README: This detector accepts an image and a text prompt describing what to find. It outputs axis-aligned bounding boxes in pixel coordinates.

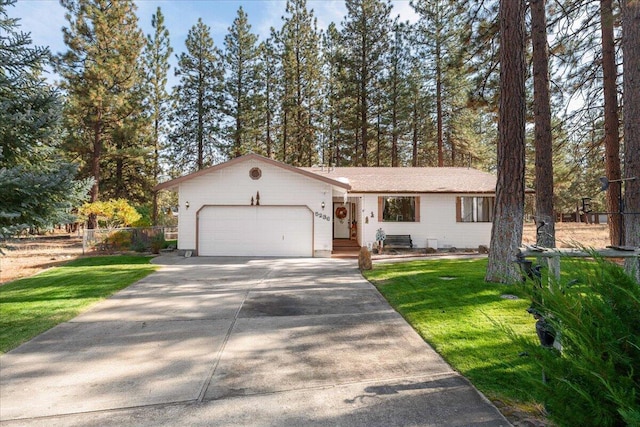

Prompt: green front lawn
[364,258,543,409]
[0,255,158,354]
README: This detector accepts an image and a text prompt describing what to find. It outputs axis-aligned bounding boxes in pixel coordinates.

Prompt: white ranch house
[155,153,497,257]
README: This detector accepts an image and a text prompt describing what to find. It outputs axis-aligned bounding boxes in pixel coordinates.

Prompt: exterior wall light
[321,201,325,210]
[185,201,190,210]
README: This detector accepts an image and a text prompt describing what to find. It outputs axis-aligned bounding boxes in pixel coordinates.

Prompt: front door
[333,202,350,238]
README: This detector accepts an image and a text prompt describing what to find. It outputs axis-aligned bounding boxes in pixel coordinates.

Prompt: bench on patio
[384,235,413,249]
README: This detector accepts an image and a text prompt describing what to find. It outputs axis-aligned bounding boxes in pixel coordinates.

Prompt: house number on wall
[315,211,331,222]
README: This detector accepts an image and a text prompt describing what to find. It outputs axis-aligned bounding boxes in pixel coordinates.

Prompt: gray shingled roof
[300,166,497,193]
[154,153,498,194]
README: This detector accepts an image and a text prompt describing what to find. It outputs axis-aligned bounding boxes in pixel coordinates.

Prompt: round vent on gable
[249,167,262,180]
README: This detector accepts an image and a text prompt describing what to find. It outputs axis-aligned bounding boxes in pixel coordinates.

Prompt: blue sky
[10,0,418,85]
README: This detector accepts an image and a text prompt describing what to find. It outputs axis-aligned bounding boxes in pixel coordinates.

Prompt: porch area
[331,238,360,258]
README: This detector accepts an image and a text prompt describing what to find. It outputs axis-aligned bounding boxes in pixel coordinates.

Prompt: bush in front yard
[104,230,132,251]
[150,233,166,254]
[518,255,640,427]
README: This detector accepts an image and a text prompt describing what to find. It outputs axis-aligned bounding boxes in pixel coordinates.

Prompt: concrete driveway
[0,256,510,426]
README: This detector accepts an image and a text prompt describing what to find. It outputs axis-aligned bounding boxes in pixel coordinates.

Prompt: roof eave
[348,189,498,194]
[154,153,351,192]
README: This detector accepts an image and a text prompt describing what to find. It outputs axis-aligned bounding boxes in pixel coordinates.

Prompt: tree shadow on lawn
[1,266,156,304]
[0,256,157,353]
[367,258,542,405]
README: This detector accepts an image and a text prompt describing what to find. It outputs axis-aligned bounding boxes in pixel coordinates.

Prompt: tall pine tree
[144,7,172,224]
[531,0,555,247]
[279,0,322,166]
[600,0,623,245]
[485,0,526,283]
[256,35,280,159]
[406,56,435,166]
[321,22,356,166]
[551,0,623,237]
[621,0,639,273]
[377,20,409,167]
[57,0,147,227]
[223,7,260,158]
[169,19,224,174]
[412,0,474,167]
[342,0,393,166]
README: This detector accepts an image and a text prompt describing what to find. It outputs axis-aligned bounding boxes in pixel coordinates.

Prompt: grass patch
[364,258,543,407]
[0,255,158,354]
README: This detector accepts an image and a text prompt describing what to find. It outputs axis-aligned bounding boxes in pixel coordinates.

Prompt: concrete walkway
[1,256,510,426]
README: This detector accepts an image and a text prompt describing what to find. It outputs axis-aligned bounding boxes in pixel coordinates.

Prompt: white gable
[176,156,345,257]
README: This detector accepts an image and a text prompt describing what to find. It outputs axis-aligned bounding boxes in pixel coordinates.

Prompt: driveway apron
[0,256,510,426]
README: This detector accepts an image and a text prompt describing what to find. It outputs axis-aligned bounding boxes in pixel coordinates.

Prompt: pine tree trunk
[392,62,399,167]
[621,0,640,280]
[235,68,242,158]
[412,101,418,167]
[283,108,288,162]
[361,29,368,167]
[601,0,623,246]
[115,156,124,198]
[88,114,102,230]
[236,114,242,158]
[296,57,303,166]
[449,130,455,166]
[266,107,272,158]
[152,117,159,226]
[486,0,526,283]
[531,0,556,248]
[392,96,398,167]
[436,35,444,167]
[376,109,381,167]
[265,71,272,158]
[361,87,368,166]
[197,76,204,169]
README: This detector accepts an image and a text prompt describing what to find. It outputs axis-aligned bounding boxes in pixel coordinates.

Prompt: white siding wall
[357,193,492,249]
[177,158,334,256]
[423,194,493,248]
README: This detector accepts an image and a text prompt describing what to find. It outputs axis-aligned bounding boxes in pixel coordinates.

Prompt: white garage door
[198,206,313,257]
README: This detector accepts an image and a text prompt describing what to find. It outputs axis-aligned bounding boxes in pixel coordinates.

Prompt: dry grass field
[522,222,610,248]
[0,236,84,284]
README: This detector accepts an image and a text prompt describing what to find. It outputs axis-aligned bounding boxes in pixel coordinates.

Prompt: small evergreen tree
[0,0,90,237]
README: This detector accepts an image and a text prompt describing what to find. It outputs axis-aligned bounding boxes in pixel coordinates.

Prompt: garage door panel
[198,206,312,257]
